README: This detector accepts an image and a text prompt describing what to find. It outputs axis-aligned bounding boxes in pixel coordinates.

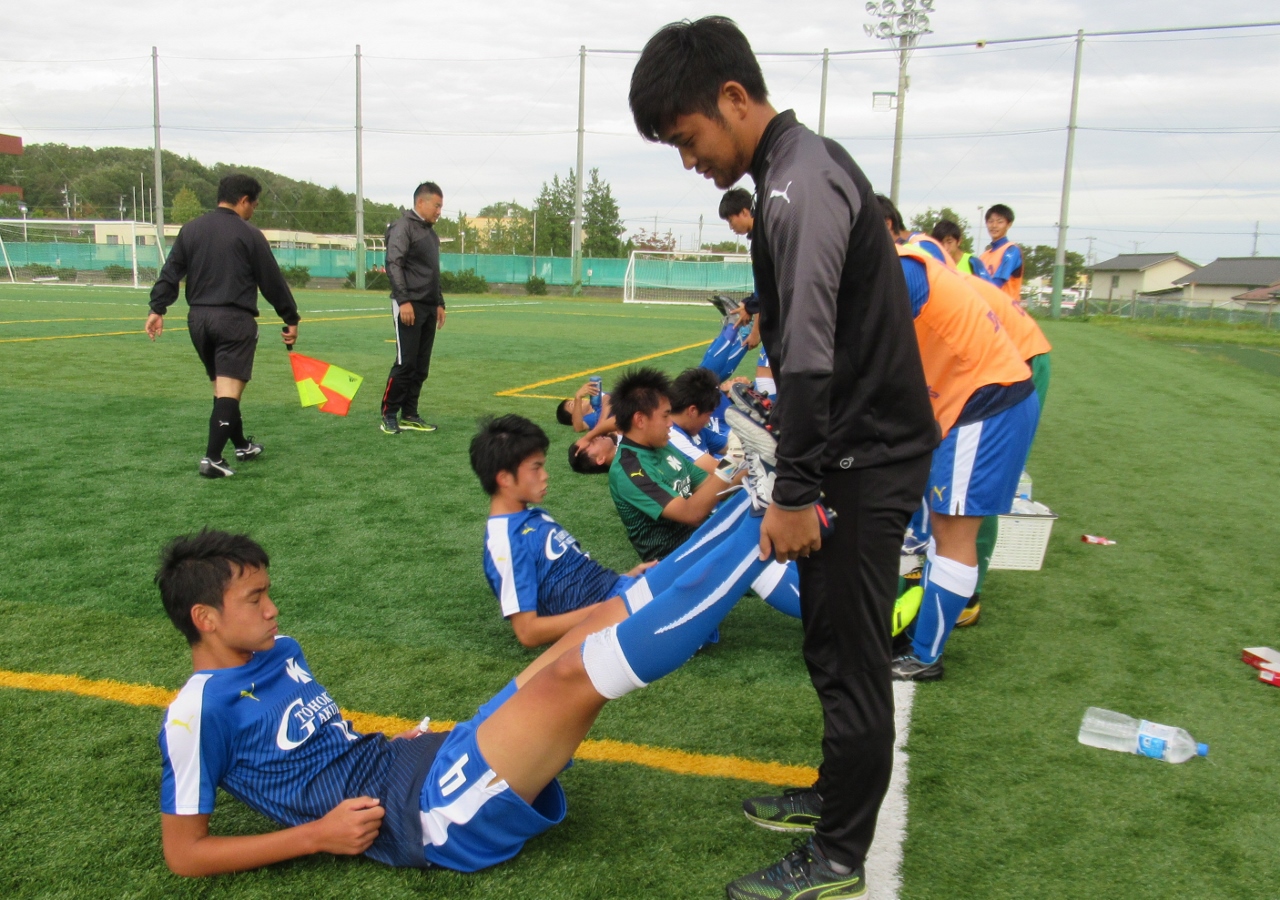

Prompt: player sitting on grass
[473,414,656,647]
[155,435,815,875]
[666,367,727,474]
[608,367,744,561]
[475,413,800,647]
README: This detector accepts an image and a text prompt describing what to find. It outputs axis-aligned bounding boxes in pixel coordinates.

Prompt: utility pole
[697,214,704,252]
[355,45,366,290]
[151,47,167,264]
[865,1,933,206]
[818,48,829,136]
[570,45,586,295]
[531,209,538,277]
[1085,235,1096,266]
[1252,221,1260,256]
[1049,29,1084,319]
[132,185,137,223]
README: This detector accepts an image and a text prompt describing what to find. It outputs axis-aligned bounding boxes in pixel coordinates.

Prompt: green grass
[1,284,1278,898]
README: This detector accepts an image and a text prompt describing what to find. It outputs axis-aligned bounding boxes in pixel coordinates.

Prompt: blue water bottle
[589,376,603,415]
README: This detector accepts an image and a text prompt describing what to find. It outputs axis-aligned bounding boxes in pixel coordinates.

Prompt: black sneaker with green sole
[742,787,822,833]
[726,838,867,900]
[399,415,438,433]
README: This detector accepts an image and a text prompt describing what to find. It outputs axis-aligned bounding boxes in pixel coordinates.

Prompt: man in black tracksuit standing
[630,18,939,899]
[380,181,447,434]
[146,173,300,479]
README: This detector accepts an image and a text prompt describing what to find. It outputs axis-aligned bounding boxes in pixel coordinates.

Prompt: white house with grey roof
[1086,253,1199,302]
[1171,257,1280,307]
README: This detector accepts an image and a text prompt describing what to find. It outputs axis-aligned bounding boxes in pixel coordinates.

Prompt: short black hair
[415,182,443,202]
[610,367,671,432]
[469,414,550,495]
[568,441,611,475]
[718,188,753,220]
[217,174,262,205]
[630,16,769,142]
[931,219,964,243]
[876,194,904,235]
[986,204,1015,224]
[555,399,574,426]
[156,530,270,646]
[670,367,721,414]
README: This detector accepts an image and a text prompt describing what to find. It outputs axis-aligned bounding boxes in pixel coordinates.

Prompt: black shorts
[188,307,259,382]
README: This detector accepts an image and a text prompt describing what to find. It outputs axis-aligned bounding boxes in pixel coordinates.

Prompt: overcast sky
[4,1,1278,263]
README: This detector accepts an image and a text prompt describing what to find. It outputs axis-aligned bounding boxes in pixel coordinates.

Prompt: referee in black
[380,181,446,434]
[145,173,300,478]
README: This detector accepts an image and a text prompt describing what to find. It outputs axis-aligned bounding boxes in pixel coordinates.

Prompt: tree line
[0,144,634,259]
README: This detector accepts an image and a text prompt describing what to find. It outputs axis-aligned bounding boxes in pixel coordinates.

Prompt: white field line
[865,680,915,900]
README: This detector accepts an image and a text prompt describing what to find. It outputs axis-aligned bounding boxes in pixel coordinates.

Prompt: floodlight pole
[355,45,366,290]
[889,34,912,206]
[1049,29,1084,320]
[571,45,586,295]
[818,48,829,136]
[151,47,166,265]
[531,209,538,278]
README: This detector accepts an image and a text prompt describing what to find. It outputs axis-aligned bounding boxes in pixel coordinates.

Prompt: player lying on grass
[555,379,612,433]
[156,431,820,875]
[475,413,800,649]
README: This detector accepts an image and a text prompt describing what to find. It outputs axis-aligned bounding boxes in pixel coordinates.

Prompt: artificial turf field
[0,283,1277,899]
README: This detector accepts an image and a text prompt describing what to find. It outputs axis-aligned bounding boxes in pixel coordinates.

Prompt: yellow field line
[0,668,815,787]
[0,316,142,325]
[495,339,713,398]
[0,313,392,344]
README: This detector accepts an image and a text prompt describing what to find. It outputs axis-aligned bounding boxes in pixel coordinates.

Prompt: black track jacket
[149,207,299,324]
[385,210,445,310]
[750,110,938,510]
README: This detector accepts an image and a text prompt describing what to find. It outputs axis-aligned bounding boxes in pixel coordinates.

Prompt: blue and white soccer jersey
[700,393,731,456]
[158,636,441,868]
[668,422,716,466]
[419,684,566,871]
[926,391,1040,517]
[484,508,626,618]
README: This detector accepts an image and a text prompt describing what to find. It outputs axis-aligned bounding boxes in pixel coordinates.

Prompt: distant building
[91,221,387,252]
[1171,257,1280,307]
[1087,253,1199,301]
[0,133,22,200]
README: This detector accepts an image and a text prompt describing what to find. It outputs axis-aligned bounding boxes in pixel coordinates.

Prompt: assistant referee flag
[289,353,364,416]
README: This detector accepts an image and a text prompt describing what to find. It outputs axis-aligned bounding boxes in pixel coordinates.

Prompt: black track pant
[382,301,438,418]
[798,452,931,871]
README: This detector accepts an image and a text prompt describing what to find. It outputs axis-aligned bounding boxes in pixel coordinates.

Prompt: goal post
[623,249,754,306]
[0,219,148,288]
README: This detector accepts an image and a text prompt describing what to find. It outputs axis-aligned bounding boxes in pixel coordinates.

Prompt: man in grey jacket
[631,17,937,900]
[380,181,447,434]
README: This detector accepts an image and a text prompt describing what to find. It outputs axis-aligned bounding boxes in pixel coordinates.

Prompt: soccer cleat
[726,838,867,900]
[743,787,822,833]
[741,450,777,513]
[708,293,740,319]
[233,438,263,461]
[892,586,923,637]
[199,457,235,479]
[728,381,774,432]
[891,651,945,682]
[381,414,402,435]
[399,415,438,433]
[955,596,981,627]
[724,406,776,466]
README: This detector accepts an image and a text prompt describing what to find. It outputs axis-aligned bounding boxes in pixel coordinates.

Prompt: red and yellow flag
[288,353,364,416]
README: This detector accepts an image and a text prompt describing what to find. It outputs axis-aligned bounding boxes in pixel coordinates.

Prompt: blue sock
[627,491,752,608]
[699,320,749,381]
[909,546,979,664]
[583,512,769,695]
[751,560,801,619]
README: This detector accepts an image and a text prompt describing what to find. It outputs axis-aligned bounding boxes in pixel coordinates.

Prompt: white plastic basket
[989,499,1057,571]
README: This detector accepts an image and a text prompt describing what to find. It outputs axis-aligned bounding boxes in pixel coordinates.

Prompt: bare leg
[929,511,983,565]
[477,650,604,803]
[214,376,246,400]
[514,596,628,688]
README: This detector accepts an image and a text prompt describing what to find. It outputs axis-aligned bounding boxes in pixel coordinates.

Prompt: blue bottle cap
[1196,743,1209,757]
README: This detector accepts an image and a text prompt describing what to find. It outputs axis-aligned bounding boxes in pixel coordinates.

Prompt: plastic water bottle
[589,376,603,415]
[1077,707,1208,763]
